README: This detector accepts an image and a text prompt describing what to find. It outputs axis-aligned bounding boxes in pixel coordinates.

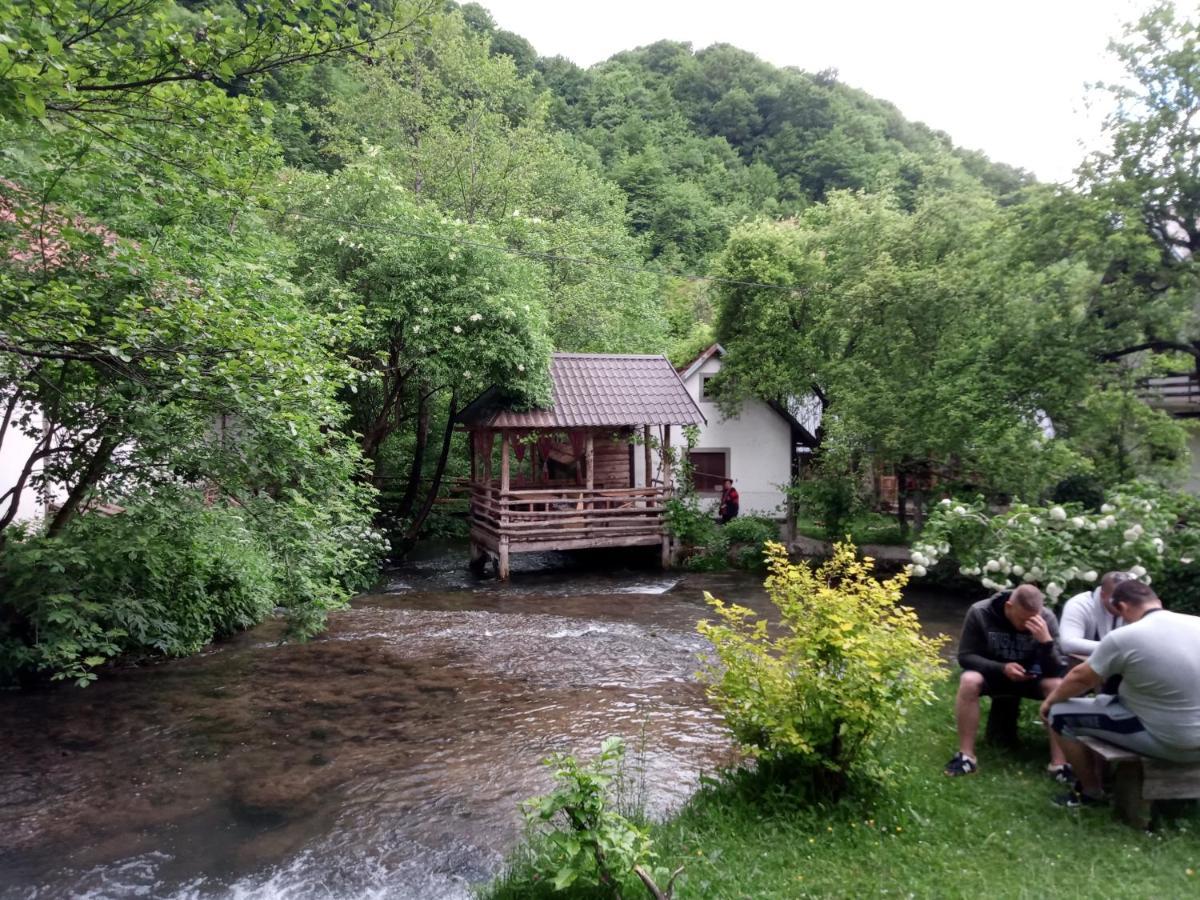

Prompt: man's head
[1098,571,1134,614]
[723,478,733,489]
[1111,580,1162,623]
[1004,584,1045,631]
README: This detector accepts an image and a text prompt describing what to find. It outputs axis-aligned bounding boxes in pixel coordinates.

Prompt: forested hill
[459,5,1034,266]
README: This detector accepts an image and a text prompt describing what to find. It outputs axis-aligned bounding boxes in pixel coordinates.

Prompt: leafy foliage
[519,737,659,897]
[698,542,947,790]
[910,484,1200,603]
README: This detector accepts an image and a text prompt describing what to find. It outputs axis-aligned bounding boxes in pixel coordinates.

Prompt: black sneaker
[943,752,978,777]
[1053,784,1105,808]
[1047,763,1074,785]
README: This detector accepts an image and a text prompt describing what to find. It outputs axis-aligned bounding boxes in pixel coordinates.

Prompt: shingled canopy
[456,353,705,429]
[457,353,704,578]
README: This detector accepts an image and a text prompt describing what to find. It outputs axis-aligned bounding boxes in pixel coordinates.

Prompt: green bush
[0,489,386,685]
[791,471,860,540]
[508,737,669,898]
[698,541,948,793]
[719,515,779,569]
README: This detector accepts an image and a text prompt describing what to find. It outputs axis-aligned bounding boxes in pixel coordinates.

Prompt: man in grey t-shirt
[1040,580,1200,807]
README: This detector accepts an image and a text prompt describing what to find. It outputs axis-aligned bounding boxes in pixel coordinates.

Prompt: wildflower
[517,363,525,372]
[453,325,462,334]
[469,313,483,322]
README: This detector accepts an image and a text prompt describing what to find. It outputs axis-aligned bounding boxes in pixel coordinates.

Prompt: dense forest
[2,0,1198,682]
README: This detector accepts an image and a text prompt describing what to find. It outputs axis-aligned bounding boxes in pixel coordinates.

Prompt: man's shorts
[978,670,1051,701]
[1049,695,1200,764]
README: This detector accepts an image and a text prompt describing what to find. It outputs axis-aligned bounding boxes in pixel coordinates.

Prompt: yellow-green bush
[697,541,947,790]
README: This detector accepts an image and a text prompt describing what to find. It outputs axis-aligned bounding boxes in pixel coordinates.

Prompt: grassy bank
[484,684,1200,899]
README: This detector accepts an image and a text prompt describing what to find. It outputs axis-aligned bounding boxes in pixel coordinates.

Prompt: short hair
[1010,584,1044,611]
[723,478,733,485]
[1112,580,1158,608]
[1101,571,1133,591]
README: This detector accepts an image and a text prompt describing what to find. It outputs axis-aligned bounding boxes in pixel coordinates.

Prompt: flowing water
[0,543,966,899]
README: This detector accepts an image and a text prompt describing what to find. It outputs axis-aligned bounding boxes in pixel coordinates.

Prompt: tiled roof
[457,353,706,428]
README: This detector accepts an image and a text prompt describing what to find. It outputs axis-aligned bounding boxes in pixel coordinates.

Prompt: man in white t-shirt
[1040,580,1200,807]
[1058,571,1130,660]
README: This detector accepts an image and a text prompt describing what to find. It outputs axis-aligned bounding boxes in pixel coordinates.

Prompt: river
[0,543,967,899]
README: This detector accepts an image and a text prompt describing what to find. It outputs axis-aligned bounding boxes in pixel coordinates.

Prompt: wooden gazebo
[456,353,706,579]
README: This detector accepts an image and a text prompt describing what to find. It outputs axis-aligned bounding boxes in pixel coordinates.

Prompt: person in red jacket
[718,478,739,524]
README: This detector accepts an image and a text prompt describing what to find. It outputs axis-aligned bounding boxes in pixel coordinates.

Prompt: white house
[633,344,815,517]
[0,404,53,526]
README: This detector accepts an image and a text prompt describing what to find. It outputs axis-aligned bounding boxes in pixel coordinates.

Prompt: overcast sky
[478,0,1174,184]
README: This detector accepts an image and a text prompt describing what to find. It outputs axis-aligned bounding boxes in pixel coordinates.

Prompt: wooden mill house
[456,353,705,579]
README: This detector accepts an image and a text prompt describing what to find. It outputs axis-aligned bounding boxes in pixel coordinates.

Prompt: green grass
[483,684,1200,900]
[794,511,908,547]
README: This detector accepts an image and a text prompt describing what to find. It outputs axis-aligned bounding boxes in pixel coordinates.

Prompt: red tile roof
[457,353,706,429]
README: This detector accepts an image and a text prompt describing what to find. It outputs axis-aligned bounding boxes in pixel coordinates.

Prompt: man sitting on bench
[1041,580,1200,808]
[944,584,1069,777]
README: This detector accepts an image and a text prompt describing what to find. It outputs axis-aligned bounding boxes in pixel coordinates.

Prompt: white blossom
[1030,516,1042,526]
[1046,583,1063,600]
[1022,572,1037,583]
[517,363,525,372]
[412,325,421,334]
[940,498,952,507]
[469,313,483,322]
[1101,503,1115,514]
[911,564,927,577]
[981,577,997,590]
[1082,570,1097,582]
[1050,506,1067,521]
[1029,566,1044,579]
[985,559,1001,573]
[1123,526,1141,542]
[1070,516,1085,528]
[453,325,463,334]
[911,552,927,567]
[1130,564,1147,577]
[954,505,966,515]
[1152,537,1164,553]
[1142,575,1152,585]
[1011,564,1025,576]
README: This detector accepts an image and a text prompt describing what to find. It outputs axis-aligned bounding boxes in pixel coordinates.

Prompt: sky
[477,0,1175,184]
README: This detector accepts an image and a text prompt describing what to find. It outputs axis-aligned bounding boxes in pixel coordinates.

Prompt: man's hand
[1003,662,1028,681]
[1039,697,1053,724]
[1025,613,1052,644]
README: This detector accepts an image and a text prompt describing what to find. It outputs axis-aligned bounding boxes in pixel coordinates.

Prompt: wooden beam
[662,425,673,492]
[585,432,594,492]
[500,431,511,493]
[644,425,652,490]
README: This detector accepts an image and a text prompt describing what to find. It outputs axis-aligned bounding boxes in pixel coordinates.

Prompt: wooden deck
[468,482,669,576]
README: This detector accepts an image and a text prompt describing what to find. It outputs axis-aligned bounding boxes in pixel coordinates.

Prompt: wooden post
[643,425,653,489]
[585,432,594,511]
[499,432,511,580]
[660,424,673,569]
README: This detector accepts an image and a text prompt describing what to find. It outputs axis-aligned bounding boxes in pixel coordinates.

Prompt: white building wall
[0,405,47,525]
[634,356,792,517]
[1185,431,1200,495]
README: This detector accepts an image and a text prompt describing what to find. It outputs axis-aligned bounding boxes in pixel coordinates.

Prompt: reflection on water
[0,542,969,899]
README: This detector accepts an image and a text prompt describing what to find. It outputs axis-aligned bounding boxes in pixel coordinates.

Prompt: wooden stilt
[499,537,510,581]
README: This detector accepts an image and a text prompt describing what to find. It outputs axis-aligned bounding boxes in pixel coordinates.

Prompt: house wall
[633,357,792,517]
[0,405,47,525]
[1185,430,1200,495]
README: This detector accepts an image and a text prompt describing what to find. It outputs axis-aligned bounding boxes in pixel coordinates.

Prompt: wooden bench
[1078,735,1200,828]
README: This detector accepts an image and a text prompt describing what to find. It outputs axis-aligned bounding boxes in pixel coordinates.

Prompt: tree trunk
[46,434,118,537]
[896,469,909,541]
[399,392,459,552]
[395,391,430,517]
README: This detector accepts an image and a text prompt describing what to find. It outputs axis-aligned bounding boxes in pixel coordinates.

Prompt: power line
[282,209,809,295]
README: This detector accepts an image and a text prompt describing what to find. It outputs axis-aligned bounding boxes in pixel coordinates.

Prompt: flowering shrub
[910,483,1200,601]
[698,542,948,790]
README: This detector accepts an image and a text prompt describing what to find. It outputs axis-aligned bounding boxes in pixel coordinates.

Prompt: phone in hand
[1026,663,1042,680]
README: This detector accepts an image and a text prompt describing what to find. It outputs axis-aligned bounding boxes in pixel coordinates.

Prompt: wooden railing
[1141,373,1200,408]
[468,482,667,544]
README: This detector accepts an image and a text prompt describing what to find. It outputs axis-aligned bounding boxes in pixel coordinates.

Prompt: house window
[689,450,728,493]
[700,375,716,401]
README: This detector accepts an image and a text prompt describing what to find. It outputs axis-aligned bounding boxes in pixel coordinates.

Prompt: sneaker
[1053,783,1105,809]
[943,752,978,777]
[1047,763,1074,785]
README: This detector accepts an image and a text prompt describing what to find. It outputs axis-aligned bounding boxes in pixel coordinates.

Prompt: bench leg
[1111,761,1152,829]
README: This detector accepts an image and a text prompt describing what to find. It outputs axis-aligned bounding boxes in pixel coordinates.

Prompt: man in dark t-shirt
[944,584,1069,778]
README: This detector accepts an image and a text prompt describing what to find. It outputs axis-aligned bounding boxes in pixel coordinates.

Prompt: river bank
[0,542,966,899]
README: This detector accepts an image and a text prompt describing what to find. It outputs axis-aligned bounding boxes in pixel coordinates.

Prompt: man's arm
[1039,662,1103,722]
[1058,596,1100,657]
[957,606,1004,678]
